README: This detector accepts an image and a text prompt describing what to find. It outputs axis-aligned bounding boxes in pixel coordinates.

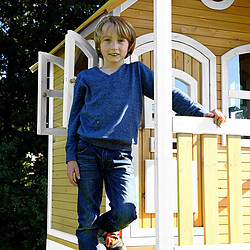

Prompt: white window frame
[221,44,250,147]
[132,32,215,129]
[144,69,198,129]
[63,30,98,128]
[201,0,234,10]
[172,33,217,111]
[37,52,66,135]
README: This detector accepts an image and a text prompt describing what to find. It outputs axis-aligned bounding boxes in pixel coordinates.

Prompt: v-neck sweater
[65,61,206,163]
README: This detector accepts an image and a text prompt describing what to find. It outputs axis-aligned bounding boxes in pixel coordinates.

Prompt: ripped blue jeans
[76,139,137,250]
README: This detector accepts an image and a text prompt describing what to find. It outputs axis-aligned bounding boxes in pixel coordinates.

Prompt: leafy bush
[0,138,47,250]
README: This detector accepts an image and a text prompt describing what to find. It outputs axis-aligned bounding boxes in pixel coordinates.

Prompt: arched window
[221,45,250,146]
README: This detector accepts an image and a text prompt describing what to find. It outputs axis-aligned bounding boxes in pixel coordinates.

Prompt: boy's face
[100,24,129,67]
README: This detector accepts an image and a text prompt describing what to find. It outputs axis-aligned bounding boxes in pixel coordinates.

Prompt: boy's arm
[138,62,226,126]
[172,87,226,126]
[65,75,86,163]
[172,87,206,117]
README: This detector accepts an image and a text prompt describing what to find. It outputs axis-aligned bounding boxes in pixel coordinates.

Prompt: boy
[66,16,226,250]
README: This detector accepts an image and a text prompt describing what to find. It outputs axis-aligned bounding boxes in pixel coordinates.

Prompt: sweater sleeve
[138,61,207,116]
[138,62,154,99]
[172,87,207,117]
[65,74,86,163]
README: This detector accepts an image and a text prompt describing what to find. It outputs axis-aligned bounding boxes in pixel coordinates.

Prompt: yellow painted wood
[227,135,243,243]
[193,135,203,227]
[175,50,184,71]
[172,23,250,44]
[128,0,153,12]
[53,186,77,195]
[177,133,193,246]
[53,155,67,164]
[53,200,77,211]
[52,207,78,220]
[201,134,219,244]
[184,54,191,75]
[52,214,78,228]
[172,15,250,41]
[53,193,77,203]
[122,8,153,21]
[173,6,250,26]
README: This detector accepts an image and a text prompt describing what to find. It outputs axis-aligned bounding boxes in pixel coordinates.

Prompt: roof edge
[30,0,127,72]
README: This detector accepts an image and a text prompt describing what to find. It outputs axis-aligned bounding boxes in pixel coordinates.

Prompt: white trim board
[173,116,250,136]
[46,239,74,250]
[145,159,198,214]
[175,243,250,250]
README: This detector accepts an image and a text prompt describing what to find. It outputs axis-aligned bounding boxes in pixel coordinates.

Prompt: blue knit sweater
[65,61,206,162]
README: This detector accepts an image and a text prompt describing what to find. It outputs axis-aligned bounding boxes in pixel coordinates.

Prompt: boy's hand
[67,160,80,187]
[204,109,227,128]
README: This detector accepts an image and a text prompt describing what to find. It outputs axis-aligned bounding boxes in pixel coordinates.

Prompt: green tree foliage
[0,0,106,249]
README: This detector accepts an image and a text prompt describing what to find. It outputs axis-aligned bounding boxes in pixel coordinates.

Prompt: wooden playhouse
[30,0,250,249]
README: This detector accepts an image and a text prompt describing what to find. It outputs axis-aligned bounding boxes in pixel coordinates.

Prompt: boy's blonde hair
[94,16,136,59]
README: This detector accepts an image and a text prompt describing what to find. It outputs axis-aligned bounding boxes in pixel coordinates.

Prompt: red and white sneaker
[99,231,126,250]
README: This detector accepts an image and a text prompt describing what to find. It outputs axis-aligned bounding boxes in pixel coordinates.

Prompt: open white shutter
[37,52,66,135]
[63,30,98,128]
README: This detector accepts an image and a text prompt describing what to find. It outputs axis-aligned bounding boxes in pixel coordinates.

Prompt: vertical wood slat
[177,133,193,246]
[227,135,243,243]
[202,134,219,244]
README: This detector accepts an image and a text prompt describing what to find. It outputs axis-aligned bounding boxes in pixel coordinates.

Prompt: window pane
[228,53,250,119]
[175,79,188,95]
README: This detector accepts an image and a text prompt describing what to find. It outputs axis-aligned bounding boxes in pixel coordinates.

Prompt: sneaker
[100,231,126,250]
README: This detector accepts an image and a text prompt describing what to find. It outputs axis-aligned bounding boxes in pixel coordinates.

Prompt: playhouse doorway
[123,33,217,247]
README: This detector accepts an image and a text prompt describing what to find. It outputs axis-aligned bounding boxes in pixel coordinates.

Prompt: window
[201,0,234,10]
[37,52,66,135]
[221,45,250,146]
[228,55,250,118]
[63,30,98,128]
[144,69,198,128]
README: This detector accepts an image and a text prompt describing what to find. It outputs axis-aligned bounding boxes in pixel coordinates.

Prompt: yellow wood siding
[121,0,153,37]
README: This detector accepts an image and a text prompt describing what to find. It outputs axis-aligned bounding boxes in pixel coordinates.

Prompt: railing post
[154,0,173,249]
[227,135,243,243]
[201,134,219,244]
[177,133,194,246]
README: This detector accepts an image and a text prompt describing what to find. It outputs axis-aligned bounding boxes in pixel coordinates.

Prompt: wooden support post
[201,134,219,244]
[154,0,173,249]
[227,135,243,243]
[177,133,193,246]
